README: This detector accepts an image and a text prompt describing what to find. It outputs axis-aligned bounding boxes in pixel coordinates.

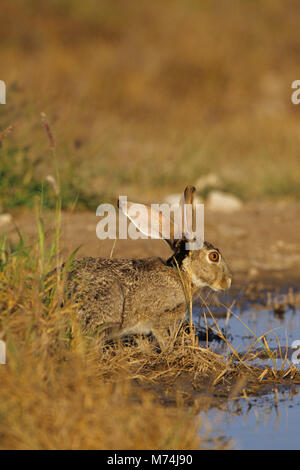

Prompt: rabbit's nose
[217,275,232,291]
[221,274,232,290]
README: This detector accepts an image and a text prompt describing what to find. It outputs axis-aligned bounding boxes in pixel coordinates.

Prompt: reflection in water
[201,388,300,449]
[194,298,300,367]
[195,293,300,449]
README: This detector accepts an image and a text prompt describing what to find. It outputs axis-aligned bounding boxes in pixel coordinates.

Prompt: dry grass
[0,347,202,450]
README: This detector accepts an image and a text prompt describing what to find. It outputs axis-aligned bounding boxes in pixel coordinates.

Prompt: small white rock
[195,173,221,191]
[206,191,242,212]
[0,213,12,227]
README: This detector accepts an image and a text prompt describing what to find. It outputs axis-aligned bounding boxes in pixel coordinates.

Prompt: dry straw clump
[0,348,203,450]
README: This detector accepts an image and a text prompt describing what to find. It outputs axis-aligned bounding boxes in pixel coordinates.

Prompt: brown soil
[3,202,300,290]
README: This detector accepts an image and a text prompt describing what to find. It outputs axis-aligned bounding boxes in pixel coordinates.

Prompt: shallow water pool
[201,388,300,449]
[195,291,300,449]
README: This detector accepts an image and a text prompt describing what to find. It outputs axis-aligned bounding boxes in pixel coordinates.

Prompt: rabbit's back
[66,257,186,336]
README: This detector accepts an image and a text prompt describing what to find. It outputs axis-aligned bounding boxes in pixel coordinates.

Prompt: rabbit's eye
[208,251,219,262]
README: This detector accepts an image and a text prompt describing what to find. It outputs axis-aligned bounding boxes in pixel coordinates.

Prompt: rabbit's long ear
[180,185,196,241]
[118,198,177,249]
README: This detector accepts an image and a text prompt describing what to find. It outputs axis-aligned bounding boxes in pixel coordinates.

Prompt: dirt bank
[2,202,300,290]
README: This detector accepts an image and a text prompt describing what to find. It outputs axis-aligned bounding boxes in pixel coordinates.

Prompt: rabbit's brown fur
[63,186,232,346]
[66,243,231,345]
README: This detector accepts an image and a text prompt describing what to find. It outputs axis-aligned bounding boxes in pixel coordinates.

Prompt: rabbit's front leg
[150,326,172,352]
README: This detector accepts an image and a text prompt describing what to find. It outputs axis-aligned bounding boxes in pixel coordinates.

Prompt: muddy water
[195,290,300,449]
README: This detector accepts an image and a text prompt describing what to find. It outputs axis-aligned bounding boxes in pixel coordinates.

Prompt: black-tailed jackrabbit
[65,186,232,346]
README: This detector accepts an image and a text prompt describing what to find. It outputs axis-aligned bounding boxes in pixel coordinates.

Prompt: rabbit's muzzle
[212,272,232,291]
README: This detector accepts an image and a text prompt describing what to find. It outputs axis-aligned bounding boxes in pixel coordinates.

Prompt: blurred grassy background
[1,0,300,210]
